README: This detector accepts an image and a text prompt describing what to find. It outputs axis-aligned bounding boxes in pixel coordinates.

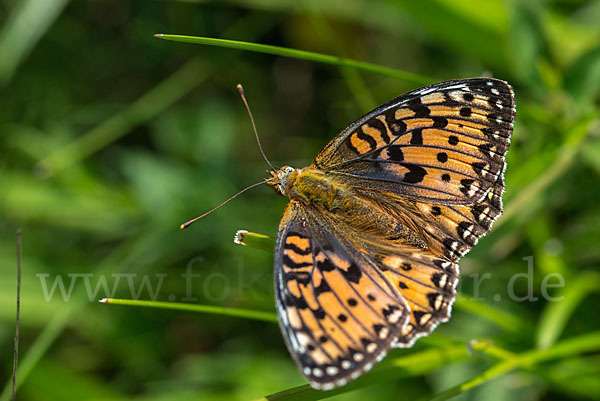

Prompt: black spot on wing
[472,162,486,176]
[456,221,476,246]
[432,116,448,128]
[427,293,439,309]
[413,311,427,326]
[316,258,336,272]
[401,163,427,184]
[410,129,423,145]
[430,273,447,290]
[478,143,494,158]
[313,307,326,319]
[386,145,404,162]
[285,292,308,309]
[459,179,475,197]
[433,258,455,275]
[373,324,385,335]
[342,263,362,284]
[471,204,491,228]
[314,280,331,295]
[408,97,430,117]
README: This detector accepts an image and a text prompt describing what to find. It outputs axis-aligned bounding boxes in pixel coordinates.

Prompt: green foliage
[2,1,600,400]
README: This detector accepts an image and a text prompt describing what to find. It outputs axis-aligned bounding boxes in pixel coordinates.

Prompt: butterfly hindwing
[335,173,505,344]
[275,201,410,389]
[317,171,505,346]
[413,173,505,261]
[313,78,515,205]
[375,249,459,347]
[307,194,461,348]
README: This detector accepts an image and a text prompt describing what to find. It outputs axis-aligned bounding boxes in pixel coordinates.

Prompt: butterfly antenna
[237,84,278,172]
[180,179,274,229]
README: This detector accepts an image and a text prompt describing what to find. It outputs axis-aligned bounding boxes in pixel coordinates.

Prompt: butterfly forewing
[313,78,515,205]
[275,202,410,389]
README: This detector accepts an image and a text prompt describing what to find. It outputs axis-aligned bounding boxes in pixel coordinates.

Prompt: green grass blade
[0,229,167,399]
[154,34,434,85]
[536,272,600,349]
[0,0,69,85]
[428,331,600,401]
[301,2,377,110]
[234,230,275,253]
[0,308,73,401]
[99,298,277,323]
[529,331,600,363]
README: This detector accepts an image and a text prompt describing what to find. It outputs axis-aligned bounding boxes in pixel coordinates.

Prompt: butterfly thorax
[269,166,354,211]
[269,165,428,248]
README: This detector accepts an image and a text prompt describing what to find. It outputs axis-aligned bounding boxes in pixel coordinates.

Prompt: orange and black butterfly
[267,78,515,389]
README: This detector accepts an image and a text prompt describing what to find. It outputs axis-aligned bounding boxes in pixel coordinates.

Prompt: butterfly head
[268,165,297,197]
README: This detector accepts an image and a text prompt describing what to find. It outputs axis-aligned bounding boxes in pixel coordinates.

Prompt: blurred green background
[2,0,600,400]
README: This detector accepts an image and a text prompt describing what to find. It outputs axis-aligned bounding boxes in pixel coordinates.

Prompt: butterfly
[266,78,515,390]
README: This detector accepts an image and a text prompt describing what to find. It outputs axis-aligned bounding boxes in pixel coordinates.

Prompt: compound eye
[277,166,295,179]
